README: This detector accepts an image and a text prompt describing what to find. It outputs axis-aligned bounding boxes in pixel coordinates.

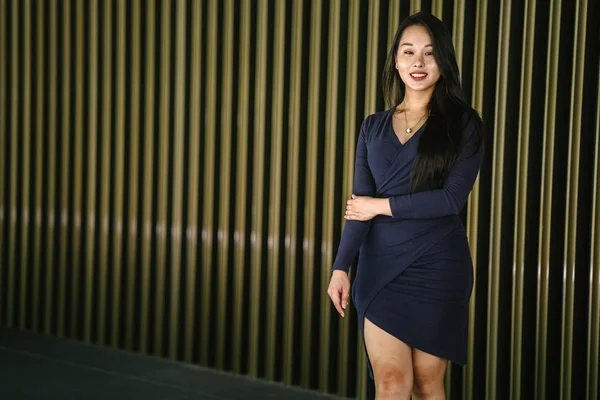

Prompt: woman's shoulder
[360,108,394,134]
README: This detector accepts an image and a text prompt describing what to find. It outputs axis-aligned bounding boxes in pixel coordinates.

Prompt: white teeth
[411,73,426,77]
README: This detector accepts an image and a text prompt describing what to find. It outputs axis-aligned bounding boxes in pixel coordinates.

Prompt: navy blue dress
[331,108,484,375]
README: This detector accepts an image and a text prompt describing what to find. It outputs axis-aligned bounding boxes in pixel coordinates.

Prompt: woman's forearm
[374,198,393,217]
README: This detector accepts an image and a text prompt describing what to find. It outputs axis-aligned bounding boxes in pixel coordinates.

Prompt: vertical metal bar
[139,0,155,354]
[262,0,282,380]
[588,61,600,400]
[231,0,251,374]
[44,0,58,336]
[153,0,171,355]
[56,0,71,337]
[168,0,186,360]
[282,0,303,384]
[18,0,32,331]
[487,1,511,398]
[247,0,267,376]
[301,0,322,388]
[200,0,217,366]
[465,0,487,398]
[364,0,379,115]
[536,1,561,398]
[69,0,84,338]
[124,0,141,351]
[452,0,465,74]
[110,0,126,347]
[410,0,421,14]
[97,0,112,345]
[8,0,17,329]
[431,0,444,18]
[352,0,369,395]
[561,1,587,398]
[84,0,99,343]
[31,0,46,333]
[319,0,340,392]
[0,0,5,324]
[184,0,202,364]
[449,3,466,393]
[215,0,233,370]
[388,0,401,50]
[510,1,536,399]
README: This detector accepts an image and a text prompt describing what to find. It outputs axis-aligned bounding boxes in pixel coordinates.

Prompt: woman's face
[395,25,441,94]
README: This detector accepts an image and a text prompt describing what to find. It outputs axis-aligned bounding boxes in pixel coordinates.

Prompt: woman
[327,12,484,400]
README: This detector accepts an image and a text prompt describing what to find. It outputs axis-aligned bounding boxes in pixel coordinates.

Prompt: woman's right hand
[327,270,351,317]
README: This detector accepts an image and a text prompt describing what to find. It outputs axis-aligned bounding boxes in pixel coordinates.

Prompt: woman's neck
[401,89,433,111]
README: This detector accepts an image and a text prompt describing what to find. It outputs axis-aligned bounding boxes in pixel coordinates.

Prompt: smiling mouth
[410,73,427,78]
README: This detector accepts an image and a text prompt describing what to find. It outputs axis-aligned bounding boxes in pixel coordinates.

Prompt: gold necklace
[402,107,428,134]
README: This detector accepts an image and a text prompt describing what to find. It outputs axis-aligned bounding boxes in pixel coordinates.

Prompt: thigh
[364,317,413,383]
[412,347,447,387]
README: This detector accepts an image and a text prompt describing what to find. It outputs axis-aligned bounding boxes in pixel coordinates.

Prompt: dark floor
[0,328,346,400]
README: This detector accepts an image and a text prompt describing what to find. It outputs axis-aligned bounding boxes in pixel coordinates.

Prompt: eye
[426,51,434,56]
[404,50,413,55]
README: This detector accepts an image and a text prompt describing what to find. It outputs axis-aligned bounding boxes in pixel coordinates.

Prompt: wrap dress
[331,108,484,375]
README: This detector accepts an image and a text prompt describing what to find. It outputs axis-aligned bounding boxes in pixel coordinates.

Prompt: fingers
[341,287,349,310]
[328,285,345,317]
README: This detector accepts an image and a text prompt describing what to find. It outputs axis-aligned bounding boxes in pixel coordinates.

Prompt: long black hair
[382,12,483,192]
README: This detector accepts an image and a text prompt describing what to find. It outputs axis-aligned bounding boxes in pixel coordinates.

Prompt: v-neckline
[389,109,426,146]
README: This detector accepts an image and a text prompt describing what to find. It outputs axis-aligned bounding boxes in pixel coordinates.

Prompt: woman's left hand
[345,195,378,221]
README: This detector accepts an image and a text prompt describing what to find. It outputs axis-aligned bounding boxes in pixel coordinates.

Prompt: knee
[412,369,444,398]
[373,363,412,397]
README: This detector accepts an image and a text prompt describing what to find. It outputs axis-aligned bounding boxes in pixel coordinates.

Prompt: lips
[410,72,428,81]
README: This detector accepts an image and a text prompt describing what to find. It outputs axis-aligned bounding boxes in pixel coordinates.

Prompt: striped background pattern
[0,0,598,399]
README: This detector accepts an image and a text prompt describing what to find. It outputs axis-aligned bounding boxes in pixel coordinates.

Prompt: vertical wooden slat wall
[0,1,598,399]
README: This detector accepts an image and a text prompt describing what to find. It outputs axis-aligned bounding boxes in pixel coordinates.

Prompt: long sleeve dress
[331,107,484,376]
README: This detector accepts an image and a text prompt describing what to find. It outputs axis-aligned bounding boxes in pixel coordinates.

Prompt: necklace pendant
[405,128,412,134]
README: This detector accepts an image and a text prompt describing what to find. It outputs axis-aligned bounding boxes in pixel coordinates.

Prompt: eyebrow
[399,43,433,47]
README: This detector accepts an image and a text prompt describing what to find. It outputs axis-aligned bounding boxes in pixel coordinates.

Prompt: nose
[413,54,424,67]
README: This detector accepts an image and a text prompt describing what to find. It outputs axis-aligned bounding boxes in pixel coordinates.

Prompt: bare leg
[364,318,413,400]
[411,347,447,400]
